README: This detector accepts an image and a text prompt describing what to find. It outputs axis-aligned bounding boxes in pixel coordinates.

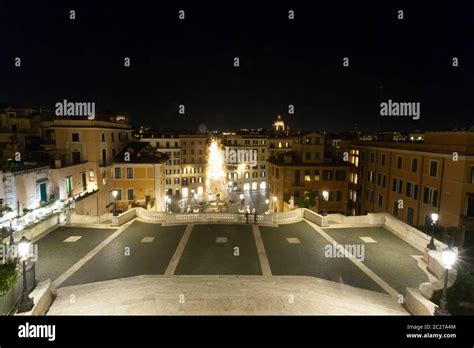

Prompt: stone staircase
[48,275,408,315]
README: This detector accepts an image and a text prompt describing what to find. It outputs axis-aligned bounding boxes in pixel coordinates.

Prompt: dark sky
[1,1,473,132]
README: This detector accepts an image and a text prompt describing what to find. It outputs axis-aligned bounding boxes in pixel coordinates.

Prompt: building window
[429,160,438,177]
[127,189,134,201]
[65,176,73,197]
[370,152,375,163]
[470,166,474,184]
[335,170,346,181]
[305,152,311,160]
[294,170,301,186]
[72,133,80,142]
[72,151,81,164]
[114,168,121,179]
[423,187,438,207]
[396,156,403,170]
[367,171,374,183]
[378,194,383,208]
[381,154,386,166]
[111,133,115,142]
[406,182,419,199]
[336,191,342,201]
[304,169,311,181]
[411,158,418,173]
[377,174,386,187]
[314,170,320,181]
[126,167,133,179]
[392,178,402,194]
[323,170,333,181]
[101,133,105,142]
[467,196,474,217]
[393,201,399,217]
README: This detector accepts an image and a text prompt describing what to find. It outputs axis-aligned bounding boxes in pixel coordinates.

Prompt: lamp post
[240,193,244,209]
[427,213,438,250]
[17,236,34,313]
[112,190,119,216]
[322,191,329,216]
[272,196,277,212]
[265,198,270,213]
[166,196,171,212]
[8,220,14,248]
[434,248,457,316]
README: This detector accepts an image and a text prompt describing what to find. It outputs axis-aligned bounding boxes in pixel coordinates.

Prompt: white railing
[274,209,304,223]
[111,208,137,227]
[136,208,167,223]
[70,213,111,224]
[303,209,328,227]
[77,207,313,226]
[382,213,447,252]
[326,213,371,225]
[136,208,271,225]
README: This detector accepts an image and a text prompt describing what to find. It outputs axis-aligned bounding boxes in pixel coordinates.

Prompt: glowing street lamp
[112,190,119,216]
[435,248,457,316]
[427,213,439,250]
[239,193,245,208]
[17,236,34,313]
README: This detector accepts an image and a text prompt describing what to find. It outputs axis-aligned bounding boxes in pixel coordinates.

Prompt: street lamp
[112,190,119,216]
[427,213,439,250]
[240,193,245,208]
[17,236,34,313]
[272,196,277,212]
[166,196,171,212]
[8,220,14,248]
[322,191,329,216]
[265,198,270,214]
[435,248,457,316]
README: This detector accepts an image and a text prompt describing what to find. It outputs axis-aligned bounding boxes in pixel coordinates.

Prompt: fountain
[202,139,233,212]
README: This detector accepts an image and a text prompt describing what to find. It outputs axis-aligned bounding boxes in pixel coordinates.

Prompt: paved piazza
[34,218,431,314]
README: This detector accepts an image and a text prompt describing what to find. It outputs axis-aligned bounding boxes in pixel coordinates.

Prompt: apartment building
[268,132,356,213]
[46,113,133,216]
[111,142,167,212]
[140,130,208,198]
[221,131,267,191]
[0,105,54,161]
[140,130,183,196]
[351,131,474,237]
[180,133,207,197]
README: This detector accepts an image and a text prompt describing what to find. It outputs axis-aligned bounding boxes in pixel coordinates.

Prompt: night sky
[1,1,473,132]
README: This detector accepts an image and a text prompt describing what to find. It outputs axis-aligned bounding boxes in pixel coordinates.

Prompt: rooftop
[114,142,169,164]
